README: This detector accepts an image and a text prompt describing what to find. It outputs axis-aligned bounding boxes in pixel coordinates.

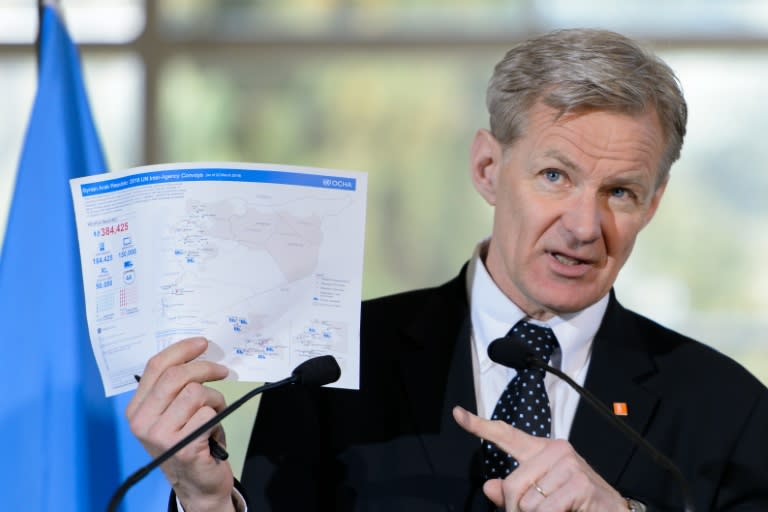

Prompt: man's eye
[611,187,632,199]
[544,170,561,182]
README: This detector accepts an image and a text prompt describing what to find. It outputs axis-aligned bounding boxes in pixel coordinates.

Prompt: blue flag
[0,5,167,511]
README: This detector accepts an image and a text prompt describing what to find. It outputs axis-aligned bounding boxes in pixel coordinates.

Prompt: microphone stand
[107,375,296,512]
[529,357,695,512]
[107,354,340,512]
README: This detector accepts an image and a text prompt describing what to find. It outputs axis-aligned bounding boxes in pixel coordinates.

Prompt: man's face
[471,101,668,319]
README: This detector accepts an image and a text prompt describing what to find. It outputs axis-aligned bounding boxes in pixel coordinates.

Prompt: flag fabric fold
[0,5,167,511]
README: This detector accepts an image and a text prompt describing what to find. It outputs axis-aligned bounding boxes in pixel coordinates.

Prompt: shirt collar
[467,240,609,375]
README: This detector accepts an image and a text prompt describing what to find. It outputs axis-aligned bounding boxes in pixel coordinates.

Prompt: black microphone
[292,354,342,386]
[488,337,695,512]
[107,355,341,512]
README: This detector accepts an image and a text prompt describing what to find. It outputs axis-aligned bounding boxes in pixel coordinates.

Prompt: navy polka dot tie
[483,320,558,479]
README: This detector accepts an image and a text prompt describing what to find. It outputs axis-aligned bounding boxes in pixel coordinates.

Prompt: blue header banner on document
[0,5,166,511]
[78,167,358,197]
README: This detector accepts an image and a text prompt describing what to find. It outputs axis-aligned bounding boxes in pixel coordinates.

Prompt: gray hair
[487,28,687,184]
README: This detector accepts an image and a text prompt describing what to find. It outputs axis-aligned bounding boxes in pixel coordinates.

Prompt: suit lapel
[569,292,661,487]
[395,268,485,486]
[389,275,665,501]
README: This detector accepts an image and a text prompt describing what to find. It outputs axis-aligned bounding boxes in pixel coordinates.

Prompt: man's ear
[470,129,504,206]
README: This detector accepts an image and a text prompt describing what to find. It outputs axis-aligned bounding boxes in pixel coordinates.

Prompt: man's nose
[561,194,602,245]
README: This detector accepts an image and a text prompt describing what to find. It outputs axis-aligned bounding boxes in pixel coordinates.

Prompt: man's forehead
[533,101,662,131]
[510,103,667,182]
[525,103,662,147]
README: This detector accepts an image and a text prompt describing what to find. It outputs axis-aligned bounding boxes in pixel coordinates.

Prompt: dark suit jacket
[242,268,768,511]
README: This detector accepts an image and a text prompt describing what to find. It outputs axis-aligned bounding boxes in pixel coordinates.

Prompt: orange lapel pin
[613,402,628,416]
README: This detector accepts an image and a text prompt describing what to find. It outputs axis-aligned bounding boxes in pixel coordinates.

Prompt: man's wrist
[172,489,242,512]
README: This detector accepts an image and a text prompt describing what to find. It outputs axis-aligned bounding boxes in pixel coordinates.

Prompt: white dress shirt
[466,241,608,440]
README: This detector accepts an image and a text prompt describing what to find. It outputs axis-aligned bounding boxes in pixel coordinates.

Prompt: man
[128,29,768,511]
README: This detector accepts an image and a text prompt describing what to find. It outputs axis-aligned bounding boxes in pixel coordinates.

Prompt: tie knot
[507,320,558,365]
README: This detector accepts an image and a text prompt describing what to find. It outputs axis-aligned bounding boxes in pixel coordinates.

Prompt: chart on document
[71,163,367,396]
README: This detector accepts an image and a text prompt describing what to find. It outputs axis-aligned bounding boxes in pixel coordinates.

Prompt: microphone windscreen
[487,336,533,370]
[291,355,341,386]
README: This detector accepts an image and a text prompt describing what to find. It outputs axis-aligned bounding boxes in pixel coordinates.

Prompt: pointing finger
[452,405,545,463]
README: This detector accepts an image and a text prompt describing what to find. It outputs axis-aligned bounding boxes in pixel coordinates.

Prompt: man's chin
[533,289,605,316]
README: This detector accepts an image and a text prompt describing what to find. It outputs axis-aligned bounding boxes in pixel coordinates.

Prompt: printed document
[70,162,367,396]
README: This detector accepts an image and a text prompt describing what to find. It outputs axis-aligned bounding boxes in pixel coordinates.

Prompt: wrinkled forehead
[513,102,668,186]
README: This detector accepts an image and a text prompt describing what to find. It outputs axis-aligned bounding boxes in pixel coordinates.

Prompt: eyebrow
[543,149,580,172]
[542,149,653,193]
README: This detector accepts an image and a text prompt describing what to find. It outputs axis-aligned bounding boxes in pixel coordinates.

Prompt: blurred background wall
[1,0,767,384]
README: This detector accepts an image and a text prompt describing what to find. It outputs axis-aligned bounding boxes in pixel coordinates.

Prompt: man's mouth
[552,252,585,266]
